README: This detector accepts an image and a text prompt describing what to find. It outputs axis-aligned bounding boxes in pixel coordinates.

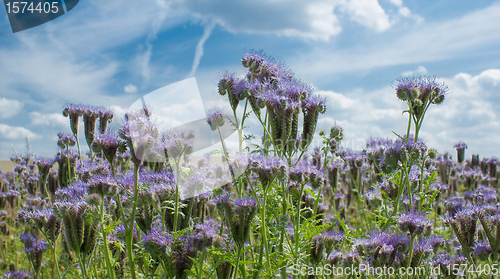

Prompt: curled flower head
[57,133,76,149]
[249,155,287,187]
[120,108,163,166]
[217,195,257,247]
[92,132,126,164]
[163,130,195,161]
[241,50,292,82]
[142,225,172,260]
[453,142,467,150]
[98,108,114,134]
[82,105,101,149]
[87,175,119,197]
[393,75,448,104]
[17,209,61,242]
[192,219,221,251]
[474,240,492,260]
[398,211,431,235]
[206,107,225,131]
[34,158,54,178]
[20,233,47,274]
[63,104,83,136]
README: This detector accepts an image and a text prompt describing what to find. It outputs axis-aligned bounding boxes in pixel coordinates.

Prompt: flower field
[0,51,498,279]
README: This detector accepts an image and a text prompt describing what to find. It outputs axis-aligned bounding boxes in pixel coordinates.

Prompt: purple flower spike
[63,104,84,136]
[98,108,114,134]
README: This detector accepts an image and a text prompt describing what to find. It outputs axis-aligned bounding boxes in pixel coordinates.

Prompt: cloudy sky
[1,0,500,160]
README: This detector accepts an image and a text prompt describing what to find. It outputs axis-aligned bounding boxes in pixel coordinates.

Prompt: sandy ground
[0,161,15,172]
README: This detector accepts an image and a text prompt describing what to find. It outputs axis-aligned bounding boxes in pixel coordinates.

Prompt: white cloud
[314,87,406,150]
[316,69,500,157]
[0,98,23,118]
[29,112,67,127]
[187,22,216,78]
[0,44,118,103]
[418,69,500,157]
[174,0,342,41]
[124,84,138,94]
[291,2,500,81]
[340,0,391,32]
[175,0,419,41]
[0,124,39,140]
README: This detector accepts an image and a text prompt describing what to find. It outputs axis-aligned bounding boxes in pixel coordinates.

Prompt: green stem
[405,234,415,279]
[258,187,271,270]
[198,249,206,279]
[40,230,61,279]
[294,181,307,263]
[76,251,88,279]
[101,196,116,279]
[233,245,243,279]
[406,103,412,139]
[382,168,405,230]
[126,164,140,279]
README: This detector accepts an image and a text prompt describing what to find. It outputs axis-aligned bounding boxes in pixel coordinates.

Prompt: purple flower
[249,155,287,187]
[87,175,119,197]
[55,181,87,202]
[34,158,54,178]
[81,105,101,149]
[17,209,61,242]
[398,211,431,235]
[98,108,114,134]
[92,132,126,164]
[206,107,225,131]
[76,160,110,182]
[63,104,84,136]
[217,196,257,246]
[426,235,445,251]
[192,219,221,250]
[241,50,293,82]
[120,109,163,166]
[162,130,195,161]
[20,233,47,274]
[171,233,199,279]
[217,71,251,111]
[1,270,32,279]
[289,159,323,187]
[453,142,467,150]
[410,239,433,266]
[142,225,172,260]
[473,240,492,260]
[393,75,448,105]
[57,133,76,149]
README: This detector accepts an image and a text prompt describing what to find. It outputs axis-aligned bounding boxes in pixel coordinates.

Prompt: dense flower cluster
[3,50,499,279]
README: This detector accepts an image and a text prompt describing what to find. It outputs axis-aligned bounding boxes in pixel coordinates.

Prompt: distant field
[0,160,14,172]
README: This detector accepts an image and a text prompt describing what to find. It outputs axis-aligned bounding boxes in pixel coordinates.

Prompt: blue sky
[1,0,500,160]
